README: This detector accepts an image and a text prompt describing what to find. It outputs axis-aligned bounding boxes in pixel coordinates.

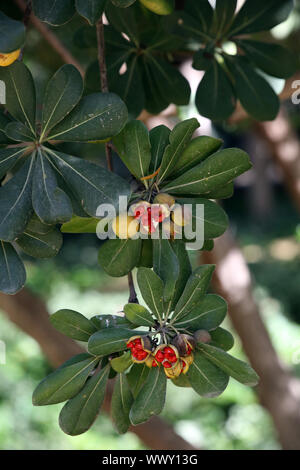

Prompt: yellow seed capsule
[171,205,192,227]
[164,361,182,379]
[0,49,21,67]
[111,214,139,239]
[153,193,175,208]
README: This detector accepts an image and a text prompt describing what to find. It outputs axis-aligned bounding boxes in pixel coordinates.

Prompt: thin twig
[128,272,139,304]
[14,0,85,77]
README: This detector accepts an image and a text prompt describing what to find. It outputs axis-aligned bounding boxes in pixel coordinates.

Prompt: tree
[0,0,297,442]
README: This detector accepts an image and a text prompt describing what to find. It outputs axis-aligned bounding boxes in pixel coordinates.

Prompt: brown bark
[202,231,300,450]
[0,288,196,451]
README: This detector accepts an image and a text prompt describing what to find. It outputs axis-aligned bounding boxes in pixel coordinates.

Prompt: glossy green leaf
[90,314,135,330]
[237,39,297,79]
[195,61,236,121]
[210,327,234,351]
[177,198,228,240]
[137,239,153,268]
[47,149,131,216]
[124,303,154,327]
[61,216,99,233]
[15,227,63,259]
[185,0,214,34]
[137,267,164,322]
[198,343,259,386]
[171,265,215,324]
[50,309,97,341]
[170,136,223,178]
[88,327,142,356]
[170,241,192,310]
[75,0,106,25]
[0,12,26,53]
[48,93,128,142]
[113,120,151,180]
[0,147,26,180]
[111,0,136,7]
[0,158,34,242]
[142,57,169,115]
[127,363,149,397]
[32,355,100,406]
[174,294,227,331]
[25,214,55,235]
[32,0,75,26]
[41,65,83,138]
[0,241,26,294]
[213,0,237,36]
[158,118,200,184]
[172,374,191,388]
[32,150,72,225]
[187,350,229,397]
[139,0,174,15]
[105,2,140,46]
[59,364,110,435]
[111,373,134,434]
[229,0,294,35]
[192,48,215,71]
[5,122,35,142]
[98,238,142,277]
[110,351,133,373]
[0,62,36,135]
[129,365,167,425]
[0,111,12,144]
[164,148,251,196]
[203,182,234,200]
[153,238,179,303]
[149,125,170,175]
[229,57,280,121]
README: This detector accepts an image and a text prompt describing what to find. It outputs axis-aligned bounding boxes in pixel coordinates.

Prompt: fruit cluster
[126,335,194,379]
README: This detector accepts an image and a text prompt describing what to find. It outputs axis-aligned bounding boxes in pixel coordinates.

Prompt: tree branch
[202,231,300,450]
[14,0,85,77]
[0,288,196,450]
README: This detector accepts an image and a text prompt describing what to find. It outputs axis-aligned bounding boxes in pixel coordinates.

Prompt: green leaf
[177,198,228,240]
[203,182,234,200]
[88,327,142,356]
[212,0,237,36]
[0,111,12,144]
[32,150,72,225]
[50,309,97,341]
[0,62,36,135]
[127,363,149,397]
[210,327,234,352]
[26,213,55,235]
[229,0,294,35]
[111,373,134,434]
[158,118,200,184]
[5,122,35,142]
[198,343,259,386]
[171,265,215,323]
[172,374,191,388]
[142,57,169,115]
[174,294,227,331]
[110,351,133,373]
[149,125,170,175]
[61,216,99,233]
[113,120,151,181]
[228,57,280,121]
[98,238,142,277]
[187,350,229,397]
[41,65,83,138]
[90,314,135,330]
[139,0,174,15]
[32,355,100,406]
[195,61,236,121]
[48,93,128,142]
[47,149,131,217]
[129,365,167,425]
[0,158,34,242]
[144,55,191,110]
[170,136,223,178]
[59,364,110,435]
[185,0,214,34]
[170,241,192,309]
[153,238,179,303]
[237,39,297,79]
[137,239,153,268]
[0,147,26,180]
[0,241,26,294]
[163,148,251,196]
[111,0,136,7]
[75,0,106,25]
[137,267,164,322]
[0,12,25,53]
[124,303,155,327]
[105,2,140,46]
[32,0,76,26]
[192,48,215,71]
[15,227,63,259]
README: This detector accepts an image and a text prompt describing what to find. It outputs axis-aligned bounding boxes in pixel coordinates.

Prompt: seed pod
[164,360,182,379]
[172,334,195,356]
[126,335,151,364]
[153,193,175,208]
[0,49,21,67]
[154,344,179,367]
[194,330,211,344]
[145,355,159,368]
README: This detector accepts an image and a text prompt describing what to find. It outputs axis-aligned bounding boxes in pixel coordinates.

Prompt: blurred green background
[0,0,300,451]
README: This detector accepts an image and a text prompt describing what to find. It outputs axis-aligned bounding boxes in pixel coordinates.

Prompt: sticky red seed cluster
[155,346,178,366]
[127,338,148,361]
